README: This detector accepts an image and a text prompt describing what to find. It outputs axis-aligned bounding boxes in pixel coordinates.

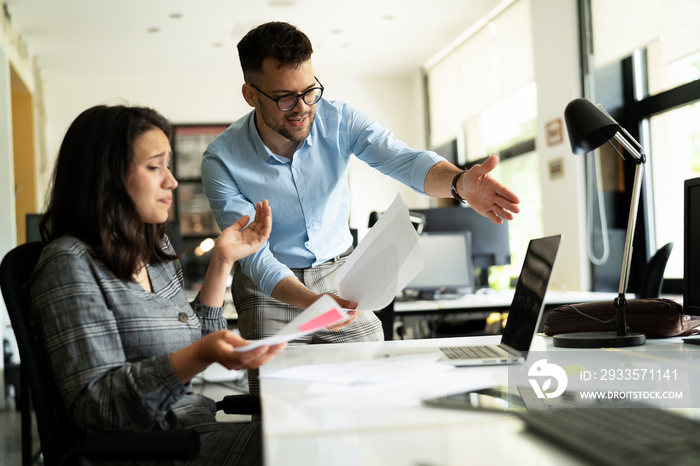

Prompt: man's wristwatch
[451,170,468,204]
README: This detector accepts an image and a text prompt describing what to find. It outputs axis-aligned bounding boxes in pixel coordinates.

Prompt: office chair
[638,242,673,299]
[1,242,259,466]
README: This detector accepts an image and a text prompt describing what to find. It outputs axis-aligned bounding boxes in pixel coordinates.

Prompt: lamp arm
[612,130,645,163]
[615,159,645,335]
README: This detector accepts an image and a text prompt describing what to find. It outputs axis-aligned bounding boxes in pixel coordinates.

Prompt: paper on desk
[261,352,452,385]
[235,295,348,352]
[260,352,497,409]
[334,193,423,310]
[303,370,498,409]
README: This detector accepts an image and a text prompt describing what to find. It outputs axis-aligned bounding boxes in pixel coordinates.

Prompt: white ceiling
[4,0,506,81]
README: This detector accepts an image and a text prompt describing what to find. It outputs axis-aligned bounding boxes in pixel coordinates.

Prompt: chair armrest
[216,393,261,415]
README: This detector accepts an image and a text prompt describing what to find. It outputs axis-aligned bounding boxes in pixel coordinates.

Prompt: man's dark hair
[237,21,313,82]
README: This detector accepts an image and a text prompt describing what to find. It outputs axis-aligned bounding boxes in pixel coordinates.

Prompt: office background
[0,0,699,408]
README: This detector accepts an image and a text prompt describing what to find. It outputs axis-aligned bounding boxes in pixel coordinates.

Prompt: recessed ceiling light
[269,0,296,6]
[170,13,182,19]
[147,27,160,33]
[383,15,395,21]
[212,42,224,48]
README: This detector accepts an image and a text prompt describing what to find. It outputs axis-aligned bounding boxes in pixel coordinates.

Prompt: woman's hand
[198,200,272,307]
[198,329,285,371]
[171,329,286,383]
[214,200,272,266]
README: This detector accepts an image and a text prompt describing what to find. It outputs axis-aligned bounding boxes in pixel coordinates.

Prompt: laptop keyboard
[439,345,503,360]
[517,403,700,466]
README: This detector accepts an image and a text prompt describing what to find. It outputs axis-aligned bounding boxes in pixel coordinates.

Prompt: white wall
[42,67,429,242]
[0,40,13,409]
[531,0,590,291]
[324,72,432,240]
[5,0,593,301]
[0,45,16,260]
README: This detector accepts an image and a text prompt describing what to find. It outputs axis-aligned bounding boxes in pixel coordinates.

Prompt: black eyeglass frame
[249,77,324,111]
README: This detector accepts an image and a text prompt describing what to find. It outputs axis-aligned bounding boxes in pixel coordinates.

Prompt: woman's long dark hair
[41,104,179,280]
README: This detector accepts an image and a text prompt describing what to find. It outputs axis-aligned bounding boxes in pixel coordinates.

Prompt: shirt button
[301,196,308,202]
[178,312,189,323]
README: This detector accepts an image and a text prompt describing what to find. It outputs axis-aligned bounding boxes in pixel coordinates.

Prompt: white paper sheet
[260,353,451,385]
[260,352,497,409]
[235,295,348,352]
[302,370,497,409]
[334,193,424,310]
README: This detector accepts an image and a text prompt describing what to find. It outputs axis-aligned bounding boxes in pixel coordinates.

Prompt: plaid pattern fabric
[233,256,384,392]
[29,235,262,465]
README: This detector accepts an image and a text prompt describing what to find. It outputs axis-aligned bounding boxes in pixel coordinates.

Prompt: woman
[28,104,285,465]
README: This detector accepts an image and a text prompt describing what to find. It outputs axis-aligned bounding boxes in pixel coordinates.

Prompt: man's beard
[262,108,315,143]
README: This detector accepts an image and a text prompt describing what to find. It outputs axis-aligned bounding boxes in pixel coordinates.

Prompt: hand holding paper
[235,295,348,352]
[334,194,424,310]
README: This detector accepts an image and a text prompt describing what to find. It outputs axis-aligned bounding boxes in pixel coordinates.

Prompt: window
[425,0,541,284]
[587,0,700,289]
[649,101,700,279]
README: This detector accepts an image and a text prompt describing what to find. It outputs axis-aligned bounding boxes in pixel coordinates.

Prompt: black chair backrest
[0,242,77,466]
[639,242,674,299]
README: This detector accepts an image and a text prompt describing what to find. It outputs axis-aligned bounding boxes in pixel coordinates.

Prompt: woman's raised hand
[215,200,272,265]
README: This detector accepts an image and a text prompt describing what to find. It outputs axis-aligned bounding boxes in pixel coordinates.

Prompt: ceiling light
[170,13,182,19]
[147,27,160,33]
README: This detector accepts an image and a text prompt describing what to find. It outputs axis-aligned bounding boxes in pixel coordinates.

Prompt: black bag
[544,298,700,338]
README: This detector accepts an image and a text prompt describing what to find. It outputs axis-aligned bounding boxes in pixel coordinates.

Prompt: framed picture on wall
[176,182,221,237]
[172,124,229,180]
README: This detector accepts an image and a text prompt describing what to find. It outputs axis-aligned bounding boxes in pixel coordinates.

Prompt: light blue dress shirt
[201,98,445,296]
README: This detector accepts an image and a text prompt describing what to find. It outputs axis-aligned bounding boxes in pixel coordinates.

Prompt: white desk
[260,333,700,466]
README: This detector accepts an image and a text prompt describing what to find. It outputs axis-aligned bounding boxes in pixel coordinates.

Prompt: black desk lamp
[554,98,646,348]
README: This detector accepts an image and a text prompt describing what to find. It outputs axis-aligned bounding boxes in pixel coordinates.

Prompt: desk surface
[260,333,700,466]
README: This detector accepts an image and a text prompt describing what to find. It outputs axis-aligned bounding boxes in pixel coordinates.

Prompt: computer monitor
[411,206,511,287]
[684,177,700,315]
[26,213,42,242]
[404,231,474,299]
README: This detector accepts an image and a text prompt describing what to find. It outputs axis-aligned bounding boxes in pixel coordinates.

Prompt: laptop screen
[500,235,561,352]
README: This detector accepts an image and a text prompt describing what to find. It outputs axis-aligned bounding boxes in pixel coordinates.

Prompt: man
[201,22,520,360]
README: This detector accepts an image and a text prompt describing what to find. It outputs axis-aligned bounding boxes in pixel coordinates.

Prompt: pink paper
[298,308,344,332]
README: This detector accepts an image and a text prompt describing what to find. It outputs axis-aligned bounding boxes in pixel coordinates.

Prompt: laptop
[387,234,561,366]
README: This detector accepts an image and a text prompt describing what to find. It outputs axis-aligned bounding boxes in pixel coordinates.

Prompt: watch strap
[451,170,468,204]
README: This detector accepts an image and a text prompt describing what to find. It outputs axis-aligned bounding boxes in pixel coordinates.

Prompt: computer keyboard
[439,345,502,359]
[517,403,700,466]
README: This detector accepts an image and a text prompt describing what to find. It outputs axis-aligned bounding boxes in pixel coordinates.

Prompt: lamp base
[552,331,646,348]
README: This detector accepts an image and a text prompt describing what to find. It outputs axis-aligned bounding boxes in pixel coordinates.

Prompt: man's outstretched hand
[459,155,521,224]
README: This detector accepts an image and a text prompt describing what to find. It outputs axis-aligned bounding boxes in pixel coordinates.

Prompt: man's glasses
[250,77,324,112]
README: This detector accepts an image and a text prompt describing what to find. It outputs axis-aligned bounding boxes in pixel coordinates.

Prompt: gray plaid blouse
[28,235,227,434]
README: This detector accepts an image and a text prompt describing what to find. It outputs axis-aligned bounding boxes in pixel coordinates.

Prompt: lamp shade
[564,98,620,154]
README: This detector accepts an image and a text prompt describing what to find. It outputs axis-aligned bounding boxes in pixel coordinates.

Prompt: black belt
[328,246,354,263]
